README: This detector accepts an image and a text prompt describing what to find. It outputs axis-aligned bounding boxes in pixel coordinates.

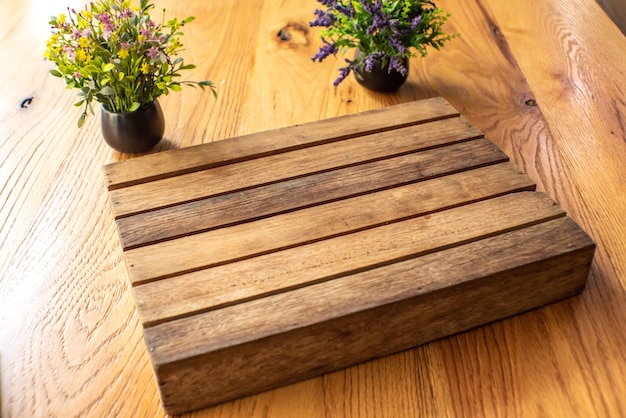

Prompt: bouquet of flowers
[310,0,458,86]
[45,0,216,127]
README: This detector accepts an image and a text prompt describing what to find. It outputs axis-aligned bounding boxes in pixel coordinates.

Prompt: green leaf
[100,86,115,96]
[50,69,63,77]
[182,16,196,24]
[84,65,99,74]
[118,72,125,81]
[169,83,182,92]
[129,102,141,112]
[102,63,115,72]
[78,113,86,128]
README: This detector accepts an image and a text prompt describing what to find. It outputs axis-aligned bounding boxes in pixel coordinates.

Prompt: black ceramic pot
[353,53,409,93]
[100,100,165,153]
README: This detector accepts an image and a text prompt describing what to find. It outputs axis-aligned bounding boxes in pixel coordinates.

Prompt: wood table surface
[1,0,625,416]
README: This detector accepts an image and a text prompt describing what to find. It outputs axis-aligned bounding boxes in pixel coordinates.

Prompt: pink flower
[147,47,159,59]
[63,45,75,61]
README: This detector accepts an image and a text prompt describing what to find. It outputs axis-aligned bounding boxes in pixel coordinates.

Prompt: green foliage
[310,0,459,85]
[45,0,216,127]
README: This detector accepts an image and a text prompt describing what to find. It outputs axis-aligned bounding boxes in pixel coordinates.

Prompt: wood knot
[276,22,310,46]
[491,24,503,38]
[524,98,538,107]
[20,97,33,108]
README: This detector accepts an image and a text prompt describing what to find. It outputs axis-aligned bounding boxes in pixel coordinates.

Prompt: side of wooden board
[148,217,594,414]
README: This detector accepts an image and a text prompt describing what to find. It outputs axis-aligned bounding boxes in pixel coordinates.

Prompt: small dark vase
[353,52,409,93]
[100,100,165,153]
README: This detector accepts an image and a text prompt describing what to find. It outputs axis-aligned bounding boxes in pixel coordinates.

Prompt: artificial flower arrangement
[310,0,458,87]
[45,0,216,127]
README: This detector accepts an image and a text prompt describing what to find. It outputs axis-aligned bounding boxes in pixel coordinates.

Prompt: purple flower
[97,12,111,23]
[388,56,407,76]
[333,59,353,86]
[390,36,406,53]
[63,45,75,61]
[309,9,335,27]
[364,52,384,72]
[410,15,422,30]
[147,47,160,59]
[72,29,81,40]
[140,28,152,37]
[317,0,337,7]
[335,2,356,18]
[121,8,133,19]
[311,38,336,62]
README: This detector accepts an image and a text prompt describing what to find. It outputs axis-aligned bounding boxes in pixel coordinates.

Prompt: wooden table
[1,0,625,416]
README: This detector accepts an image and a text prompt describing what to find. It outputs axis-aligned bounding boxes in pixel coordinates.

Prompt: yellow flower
[76,49,87,62]
[76,50,92,63]
[57,14,66,25]
[137,34,145,43]
[167,39,181,55]
[78,37,89,49]
[118,49,129,58]
[141,62,151,74]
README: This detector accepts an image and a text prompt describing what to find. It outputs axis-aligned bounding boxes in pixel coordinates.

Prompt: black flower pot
[353,53,409,93]
[100,101,165,153]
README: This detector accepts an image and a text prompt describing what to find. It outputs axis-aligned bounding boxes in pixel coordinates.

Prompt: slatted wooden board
[104,97,595,415]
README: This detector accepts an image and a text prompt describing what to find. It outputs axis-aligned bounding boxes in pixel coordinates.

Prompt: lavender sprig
[309,0,458,86]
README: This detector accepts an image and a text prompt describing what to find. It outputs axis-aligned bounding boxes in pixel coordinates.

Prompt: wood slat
[135,186,548,327]
[103,97,459,190]
[124,169,544,285]
[108,116,482,219]
[116,137,505,250]
[146,217,595,414]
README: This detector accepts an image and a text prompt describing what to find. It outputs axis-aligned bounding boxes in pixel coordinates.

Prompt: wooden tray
[104,97,595,415]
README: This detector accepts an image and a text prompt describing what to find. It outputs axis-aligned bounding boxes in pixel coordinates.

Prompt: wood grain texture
[117,137,506,250]
[135,191,568,327]
[134,162,536,326]
[107,115,480,217]
[149,216,593,414]
[1,0,624,417]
